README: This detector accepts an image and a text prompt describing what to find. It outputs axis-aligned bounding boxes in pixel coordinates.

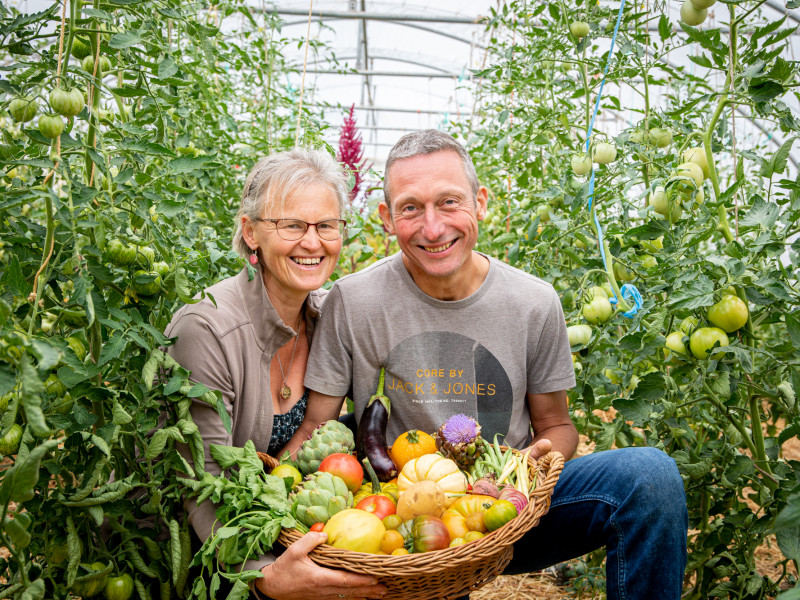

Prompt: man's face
[379,151,488,294]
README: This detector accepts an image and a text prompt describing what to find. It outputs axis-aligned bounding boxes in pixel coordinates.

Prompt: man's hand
[256,532,387,600]
[526,437,553,461]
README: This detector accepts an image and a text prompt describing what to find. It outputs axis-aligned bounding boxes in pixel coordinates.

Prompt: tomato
[105,239,138,266]
[613,262,634,282]
[690,0,717,7]
[707,295,748,332]
[134,245,156,267]
[71,37,92,59]
[586,285,608,300]
[639,255,657,269]
[683,147,710,179]
[680,0,707,24]
[483,499,518,532]
[310,522,325,532]
[49,88,85,118]
[689,327,729,359]
[641,236,664,252]
[676,162,704,187]
[318,453,363,493]
[153,261,170,279]
[9,97,38,123]
[665,332,687,355]
[648,127,673,148]
[680,316,699,335]
[569,21,590,38]
[440,494,495,540]
[82,55,112,74]
[104,574,134,600]
[38,114,64,139]
[0,424,23,456]
[45,374,67,397]
[571,154,592,176]
[465,512,488,533]
[382,514,403,530]
[380,529,405,554]
[132,270,162,296]
[270,464,302,487]
[582,296,612,324]
[356,494,396,520]
[410,515,450,553]
[649,186,682,222]
[537,204,552,222]
[390,429,437,470]
[567,324,592,347]
[592,142,617,164]
[323,509,385,554]
[71,562,109,597]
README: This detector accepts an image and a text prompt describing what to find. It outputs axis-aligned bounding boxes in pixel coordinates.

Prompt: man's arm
[525,390,578,461]
[280,390,345,458]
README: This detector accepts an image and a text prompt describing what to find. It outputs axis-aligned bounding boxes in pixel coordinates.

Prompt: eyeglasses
[253,218,347,241]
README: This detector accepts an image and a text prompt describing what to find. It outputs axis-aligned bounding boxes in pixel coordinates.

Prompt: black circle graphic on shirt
[382,331,513,442]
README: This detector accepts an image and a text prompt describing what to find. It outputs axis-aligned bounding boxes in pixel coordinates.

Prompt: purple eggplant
[356,367,398,481]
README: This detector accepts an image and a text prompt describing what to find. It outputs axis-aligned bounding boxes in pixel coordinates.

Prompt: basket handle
[529,451,564,500]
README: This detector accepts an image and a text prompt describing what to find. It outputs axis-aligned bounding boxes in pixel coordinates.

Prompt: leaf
[631,372,667,402]
[740,195,781,229]
[158,56,179,79]
[0,439,61,504]
[98,333,127,367]
[776,526,800,562]
[667,275,715,310]
[771,136,795,175]
[168,155,213,173]
[775,498,800,531]
[612,396,651,427]
[108,30,141,49]
[749,81,785,103]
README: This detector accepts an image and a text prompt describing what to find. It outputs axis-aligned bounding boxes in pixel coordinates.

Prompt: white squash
[397,454,466,506]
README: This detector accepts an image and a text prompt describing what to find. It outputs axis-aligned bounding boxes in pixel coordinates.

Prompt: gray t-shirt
[305,253,576,449]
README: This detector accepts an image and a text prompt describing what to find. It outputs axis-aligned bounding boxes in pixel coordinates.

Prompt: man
[293,130,688,599]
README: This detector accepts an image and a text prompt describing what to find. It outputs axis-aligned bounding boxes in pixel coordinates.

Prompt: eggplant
[356,367,398,481]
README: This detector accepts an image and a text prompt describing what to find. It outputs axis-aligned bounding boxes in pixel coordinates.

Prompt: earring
[249,248,259,265]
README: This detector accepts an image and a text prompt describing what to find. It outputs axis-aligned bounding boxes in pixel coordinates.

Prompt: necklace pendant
[280,384,292,401]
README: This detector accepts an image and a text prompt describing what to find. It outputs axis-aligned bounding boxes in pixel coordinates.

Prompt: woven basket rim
[274,449,564,570]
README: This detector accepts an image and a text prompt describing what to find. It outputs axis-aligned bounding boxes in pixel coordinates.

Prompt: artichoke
[296,420,355,476]
[290,471,353,528]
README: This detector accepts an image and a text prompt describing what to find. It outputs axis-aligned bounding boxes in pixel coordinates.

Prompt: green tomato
[639,255,657,269]
[45,373,67,397]
[707,295,748,332]
[689,327,729,359]
[690,0,717,8]
[81,54,112,74]
[71,563,109,598]
[649,186,682,222]
[483,499,518,532]
[592,142,617,165]
[680,0,707,24]
[640,236,664,252]
[569,21,590,38]
[66,336,88,360]
[586,285,608,300]
[665,332,687,355]
[571,154,592,176]
[648,127,673,148]
[567,324,592,347]
[613,262,634,282]
[536,204,552,222]
[38,114,64,139]
[49,87,85,118]
[0,424,23,456]
[71,37,92,59]
[104,574,134,600]
[679,316,699,335]
[134,245,156,267]
[132,270,162,296]
[8,97,38,123]
[153,261,170,279]
[105,239,137,266]
[683,147,710,179]
[582,297,613,325]
[674,162,704,188]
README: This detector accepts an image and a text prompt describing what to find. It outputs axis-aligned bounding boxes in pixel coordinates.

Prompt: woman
[165,150,386,600]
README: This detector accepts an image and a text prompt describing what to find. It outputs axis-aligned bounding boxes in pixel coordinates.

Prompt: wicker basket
[263,449,563,600]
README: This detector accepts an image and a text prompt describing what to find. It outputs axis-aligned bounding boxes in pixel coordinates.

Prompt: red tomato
[410,516,450,553]
[318,453,364,493]
[310,522,325,532]
[356,494,396,520]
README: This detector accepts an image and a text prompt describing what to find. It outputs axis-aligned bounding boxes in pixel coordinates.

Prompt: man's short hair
[384,129,479,207]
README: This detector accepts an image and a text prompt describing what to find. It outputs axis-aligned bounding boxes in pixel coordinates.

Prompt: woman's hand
[256,532,387,600]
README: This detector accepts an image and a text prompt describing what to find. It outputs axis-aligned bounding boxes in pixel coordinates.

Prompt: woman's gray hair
[383,129,479,207]
[232,149,349,260]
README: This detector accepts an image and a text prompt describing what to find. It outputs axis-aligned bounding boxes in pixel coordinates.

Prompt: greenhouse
[1,0,799,598]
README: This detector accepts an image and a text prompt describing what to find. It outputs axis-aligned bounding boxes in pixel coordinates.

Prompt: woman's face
[247,182,343,297]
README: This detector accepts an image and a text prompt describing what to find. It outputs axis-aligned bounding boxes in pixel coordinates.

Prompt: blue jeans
[502,447,688,600]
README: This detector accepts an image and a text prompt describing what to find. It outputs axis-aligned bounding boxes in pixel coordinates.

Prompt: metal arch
[303,54,461,75]
[281,17,487,50]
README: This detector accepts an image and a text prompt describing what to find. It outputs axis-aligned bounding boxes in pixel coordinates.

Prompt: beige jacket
[165,267,324,572]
